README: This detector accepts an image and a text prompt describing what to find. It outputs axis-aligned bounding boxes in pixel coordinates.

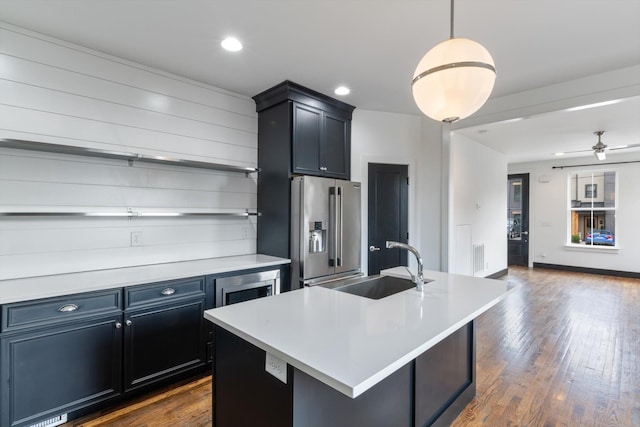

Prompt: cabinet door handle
[115,322,122,329]
[125,320,133,326]
[58,304,78,313]
[161,287,176,296]
[369,245,381,252]
[320,166,327,171]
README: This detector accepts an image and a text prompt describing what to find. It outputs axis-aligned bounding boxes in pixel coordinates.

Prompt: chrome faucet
[385,241,424,291]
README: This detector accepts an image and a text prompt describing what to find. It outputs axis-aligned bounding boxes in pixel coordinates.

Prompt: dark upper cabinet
[253,80,355,180]
[292,102,323,176]
[291,102,350,179]
[322,111,350,178]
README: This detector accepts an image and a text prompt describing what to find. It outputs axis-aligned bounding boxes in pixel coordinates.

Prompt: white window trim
[566,169,618,249]
[564,244,620,254]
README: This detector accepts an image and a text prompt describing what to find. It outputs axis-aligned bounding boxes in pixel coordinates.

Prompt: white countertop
[0,254,290,304]
[204,267,514,398]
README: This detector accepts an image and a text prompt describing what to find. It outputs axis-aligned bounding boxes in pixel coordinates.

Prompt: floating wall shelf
[0,209,260,219]
[0,139,258,175]
[1,139,260,219]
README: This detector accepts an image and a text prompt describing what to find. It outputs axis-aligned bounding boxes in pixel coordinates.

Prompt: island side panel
[213,326,294,426]
[415,321,476,427]
[292,364,413,427]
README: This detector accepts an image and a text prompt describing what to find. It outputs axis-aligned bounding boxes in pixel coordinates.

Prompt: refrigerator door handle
[329,186,337,267]
[337,186,343,267]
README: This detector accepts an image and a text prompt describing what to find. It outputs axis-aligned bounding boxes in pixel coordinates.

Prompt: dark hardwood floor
[453,266,639,426]
[64,266,640,426]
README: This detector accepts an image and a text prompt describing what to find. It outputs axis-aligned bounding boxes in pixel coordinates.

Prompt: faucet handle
[404,266,416,283]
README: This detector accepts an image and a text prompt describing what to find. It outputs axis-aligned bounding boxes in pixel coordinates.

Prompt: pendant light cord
[450,0,455,39]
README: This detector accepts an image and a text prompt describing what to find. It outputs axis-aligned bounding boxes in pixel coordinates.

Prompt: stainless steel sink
[331,275,427,300]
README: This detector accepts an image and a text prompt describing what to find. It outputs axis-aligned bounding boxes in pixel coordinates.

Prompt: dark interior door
[368,163,408,275]
[507,173,529,266]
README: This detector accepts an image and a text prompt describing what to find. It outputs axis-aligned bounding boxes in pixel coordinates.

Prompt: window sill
[564,244,620,254]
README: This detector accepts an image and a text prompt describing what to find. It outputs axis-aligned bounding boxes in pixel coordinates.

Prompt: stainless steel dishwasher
[215,269,280,307]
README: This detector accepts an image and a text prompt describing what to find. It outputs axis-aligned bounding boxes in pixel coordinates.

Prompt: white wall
[447,65,640,276]
[449,133,508,277]
[350,109,443,274]
[509,151,640,273]
[0,23,258,280]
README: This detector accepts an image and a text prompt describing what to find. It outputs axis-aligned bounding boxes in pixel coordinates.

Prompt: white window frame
[567,169,618,248]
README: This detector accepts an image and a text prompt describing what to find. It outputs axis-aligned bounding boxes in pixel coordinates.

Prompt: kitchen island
[204,268,513,426]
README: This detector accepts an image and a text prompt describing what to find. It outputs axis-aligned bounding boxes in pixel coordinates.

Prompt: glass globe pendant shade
[412,37,496,123]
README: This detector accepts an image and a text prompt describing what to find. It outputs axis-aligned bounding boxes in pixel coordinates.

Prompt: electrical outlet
[265,352,287,383]
[131,231,142,247]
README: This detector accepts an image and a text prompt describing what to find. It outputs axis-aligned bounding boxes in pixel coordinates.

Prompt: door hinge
[406,177,409,185]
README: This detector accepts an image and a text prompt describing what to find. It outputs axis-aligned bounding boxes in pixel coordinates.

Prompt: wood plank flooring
[452,267,640,427]
[64,267,640,426]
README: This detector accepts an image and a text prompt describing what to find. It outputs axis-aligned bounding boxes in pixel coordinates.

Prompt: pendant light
[412,0,496,123]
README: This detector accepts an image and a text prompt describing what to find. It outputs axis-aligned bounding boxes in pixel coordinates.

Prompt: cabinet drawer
[125,276,205,309]
[1,289,122,332]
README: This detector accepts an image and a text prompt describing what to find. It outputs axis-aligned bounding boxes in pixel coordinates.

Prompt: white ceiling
[1,0,639,163]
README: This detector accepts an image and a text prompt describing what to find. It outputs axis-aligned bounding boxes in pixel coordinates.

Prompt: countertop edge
[205,312,358,398]
[0,254,290,304]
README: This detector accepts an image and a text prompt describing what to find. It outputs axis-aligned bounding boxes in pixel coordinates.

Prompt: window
[569,171,616,247]
[507,179,523,239]
[513,183,522,203]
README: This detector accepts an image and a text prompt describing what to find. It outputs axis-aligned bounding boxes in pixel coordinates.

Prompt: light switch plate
[265,352,287,383]
[130,231,142,247]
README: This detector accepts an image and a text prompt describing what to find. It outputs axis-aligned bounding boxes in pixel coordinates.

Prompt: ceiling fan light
[412,38,496,123]
[594,150,606,161]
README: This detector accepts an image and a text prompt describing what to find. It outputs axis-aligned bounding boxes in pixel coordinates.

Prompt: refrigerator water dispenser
[309,222,326,253]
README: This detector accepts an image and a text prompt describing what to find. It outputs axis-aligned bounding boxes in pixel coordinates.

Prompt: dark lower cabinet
[0,277,208,427]
[0,267,283,427]
[213,321,476,427]
[0,314,122,427]
[123,298,206,392]
[415,322,475,426]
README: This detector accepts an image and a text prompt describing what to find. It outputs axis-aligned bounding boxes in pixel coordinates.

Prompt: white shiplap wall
[0,23,259,280]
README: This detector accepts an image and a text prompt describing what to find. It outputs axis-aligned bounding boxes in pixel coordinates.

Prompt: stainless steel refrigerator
[291,176,361,288]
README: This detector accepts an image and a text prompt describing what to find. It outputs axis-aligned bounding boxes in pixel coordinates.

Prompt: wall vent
[473,243,485,275]
[29,414,67,427]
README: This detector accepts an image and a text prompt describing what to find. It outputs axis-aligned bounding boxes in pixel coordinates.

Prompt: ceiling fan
[556,130,640,160]
[592,130,607,160]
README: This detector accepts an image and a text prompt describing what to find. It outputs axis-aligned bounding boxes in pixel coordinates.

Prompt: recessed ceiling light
[221,37,242,52]
[334,86,350,96]
[554,152,565,156]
